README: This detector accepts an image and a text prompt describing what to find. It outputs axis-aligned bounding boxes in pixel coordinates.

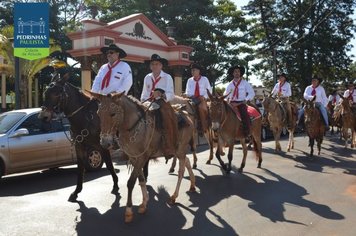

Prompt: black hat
[190,63,203,71]
[277,71,288,80]
[312,76,323,84]
[145,54,168,66]
[346,81,355,87]
[100,44,127,58]
[228,65,245,77]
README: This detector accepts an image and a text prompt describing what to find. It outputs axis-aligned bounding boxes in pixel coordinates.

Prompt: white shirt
[271,81,292,97]
[91,61,132,95]
[185,76,212,99]
[224,79,255,102]
[141,71,175,102]
[328,94,341,105]
[303,85,328,107]
[343,89,356,103]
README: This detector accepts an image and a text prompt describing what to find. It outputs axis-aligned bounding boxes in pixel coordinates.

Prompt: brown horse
[327,102,342,136]
[303,97,325,157]
[338,95,356,148]
[170,96,223,169]
[87,92,196,223]
[207,91,262,174]
[262,96,297,152]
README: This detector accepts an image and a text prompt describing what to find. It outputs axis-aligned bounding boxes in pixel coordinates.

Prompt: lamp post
[14,56,20,109]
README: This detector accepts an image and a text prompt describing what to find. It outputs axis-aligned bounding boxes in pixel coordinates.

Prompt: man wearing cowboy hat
[224,65,255,136]
[185,63,212,135]
[140,54,178,158]
[271,72,294,129]
[302,76,329,129]
[91,44,132,95]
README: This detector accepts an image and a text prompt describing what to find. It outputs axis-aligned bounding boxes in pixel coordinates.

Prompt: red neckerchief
[194,76,201,97]
[278,81,285,93]
[311,85,319,96]
[348,89,354,102]
[333,95,336,104]
[232,79,242,99]
[101,60,120,90]
[150,74,162,96]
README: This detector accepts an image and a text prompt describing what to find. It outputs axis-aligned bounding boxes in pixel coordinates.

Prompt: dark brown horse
[38,74,119,202]
[207,91,262,174]
[303,97,325,157]
[87,92,196,223]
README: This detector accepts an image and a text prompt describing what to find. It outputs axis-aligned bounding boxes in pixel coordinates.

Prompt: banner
[14,3,49,60]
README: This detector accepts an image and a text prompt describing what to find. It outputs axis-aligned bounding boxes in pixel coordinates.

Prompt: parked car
[0,108,104,179]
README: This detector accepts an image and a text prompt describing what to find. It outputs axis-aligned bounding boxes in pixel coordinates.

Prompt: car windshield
[0,112,26,134]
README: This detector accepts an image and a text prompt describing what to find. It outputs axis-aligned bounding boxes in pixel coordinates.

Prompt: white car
[0,108,104,179]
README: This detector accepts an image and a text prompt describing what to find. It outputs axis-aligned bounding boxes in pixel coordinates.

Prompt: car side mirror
[9,128,30,138]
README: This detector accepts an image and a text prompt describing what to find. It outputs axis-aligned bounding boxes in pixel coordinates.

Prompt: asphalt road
[0,133,355,236]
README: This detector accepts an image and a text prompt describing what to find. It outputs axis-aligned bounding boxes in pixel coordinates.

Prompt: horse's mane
[124,95,146,116]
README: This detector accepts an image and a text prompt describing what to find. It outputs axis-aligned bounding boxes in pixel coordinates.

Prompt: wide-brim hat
[100,44,127,58]
[277,72,288,80]
[346,80,355,87]
[228,65,245,77]
[145,54,168,66]
[312,76,323,84]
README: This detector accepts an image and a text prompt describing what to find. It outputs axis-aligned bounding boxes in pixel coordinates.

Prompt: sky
[231,0,356,86]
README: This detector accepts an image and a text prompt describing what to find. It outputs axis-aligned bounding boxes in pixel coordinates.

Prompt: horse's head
[207,89,228,131]
[338,94,352,115]
[303,97,317,123]
[39,75,68,122]
[261,94,273,112]
[86,91,125,149]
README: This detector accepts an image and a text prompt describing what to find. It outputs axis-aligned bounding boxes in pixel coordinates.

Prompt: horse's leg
[138,169,149,214]
[125,167,139,223]
[317,137,322,156]
[68,146,85,202]
[184,156,196,192]
[214,140,227,172]
[101,148,119,193]
[169,157,177,173]
[343,127,348,148]
[238,139,247,173]
[168,153,186,205]
[190,135,198,169]
[251,126,263,168]
[272,127,282,152]
[226,144,234,174]
[206,130,214,164]
[309,138,314,157]
[143,160,149,181]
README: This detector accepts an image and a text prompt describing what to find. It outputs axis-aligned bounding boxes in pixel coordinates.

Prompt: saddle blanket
[231,105,261,121]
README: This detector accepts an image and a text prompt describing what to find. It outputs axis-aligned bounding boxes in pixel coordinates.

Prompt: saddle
[229,104,261,121]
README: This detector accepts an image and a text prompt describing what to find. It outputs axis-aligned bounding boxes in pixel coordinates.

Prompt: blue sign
[14,3,49,60]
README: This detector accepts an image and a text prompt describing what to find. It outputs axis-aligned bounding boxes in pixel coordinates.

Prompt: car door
[50,118,75,164]
[7,113,59,172]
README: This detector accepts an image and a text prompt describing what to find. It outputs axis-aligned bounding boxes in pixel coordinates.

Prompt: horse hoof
[192,164,197,169]
[167,196,176,205]
[189,186,196,192]
[168,168,174,173]
[138,204,147,214]
[125,209,134,223]
[257,164,262,168]
[206,160,211,165]
[68,193,77,202]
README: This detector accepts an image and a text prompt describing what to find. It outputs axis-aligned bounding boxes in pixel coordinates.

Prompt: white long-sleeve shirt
[91,61,132,95]
[271,81,292,97]
[343,89,356,103]
[328,94,341,105]
[303,85,328,107]
[185,76,212,99]
[141,70,175,102]
[224,79,255,102]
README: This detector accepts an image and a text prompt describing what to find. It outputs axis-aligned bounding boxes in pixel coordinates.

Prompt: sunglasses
[106,51,116,55]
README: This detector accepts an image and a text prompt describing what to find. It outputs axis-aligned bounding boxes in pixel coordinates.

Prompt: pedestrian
[224,65,255,136]
[91,44,133,95]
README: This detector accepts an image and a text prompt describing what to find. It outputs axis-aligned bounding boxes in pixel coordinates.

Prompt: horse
[87,91,196,223]
[327,101,342,136]
[207,90,262,174]
[170,95,223,171]
[262,95,297,152]
[303,97,325,157]
[338,95,356,148]
[38,74,119,202]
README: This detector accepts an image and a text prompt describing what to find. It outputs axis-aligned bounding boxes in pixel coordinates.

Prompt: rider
[185,63,212,135]
[140,54,178,158]
[271,72,293,129]
[224,65,255,136]
[91,44,133,95]
[328,89,341,106]
[343,81,356,112]
[302,76,329,130]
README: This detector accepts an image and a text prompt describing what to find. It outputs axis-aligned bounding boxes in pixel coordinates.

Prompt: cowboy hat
[190,63,203,71]
[277,71,288,80]
[311,76,323,84]
[346,80,355,87]
[228,65,245,77]
[145,54,168,66]
[100,44,127,58]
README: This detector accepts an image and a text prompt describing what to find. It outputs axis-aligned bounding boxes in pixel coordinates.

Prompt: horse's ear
[219,94,229,100]
[338,93,345,100]
[111,91,125,103]
[311,95,316,102]
[207,89,213,99]
[83,90,102,100]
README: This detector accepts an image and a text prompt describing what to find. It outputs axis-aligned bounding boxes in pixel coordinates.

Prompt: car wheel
[84,148,104,172]
[261,127,267,141]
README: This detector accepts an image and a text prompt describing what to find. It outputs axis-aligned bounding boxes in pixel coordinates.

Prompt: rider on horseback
[343,81,356,113]
[302,76,330,131]
[140,54,178,158]
[185,63,212,136]
[271,72,293,129]
[224,65,255,136]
